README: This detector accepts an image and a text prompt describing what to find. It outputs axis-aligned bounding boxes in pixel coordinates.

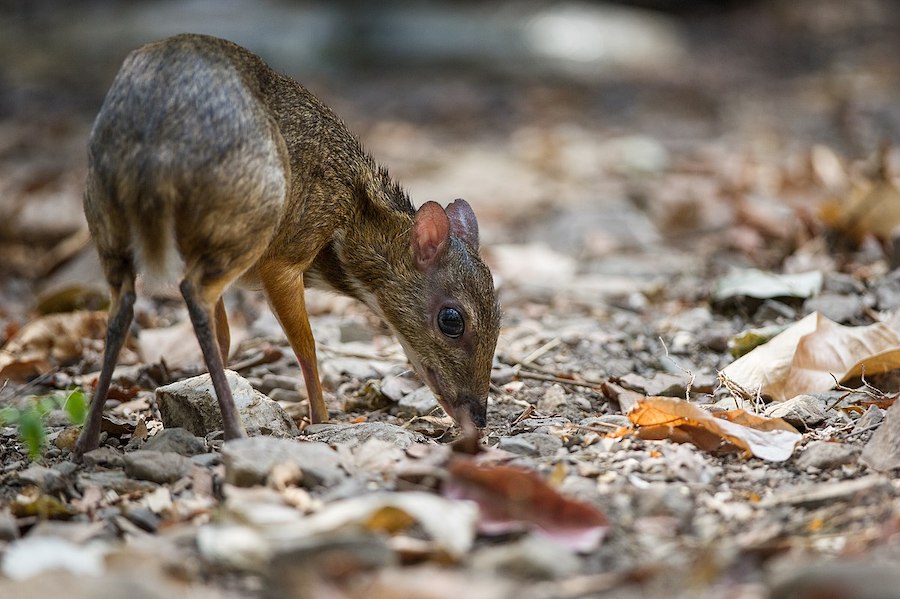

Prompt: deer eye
[437,307,464,338]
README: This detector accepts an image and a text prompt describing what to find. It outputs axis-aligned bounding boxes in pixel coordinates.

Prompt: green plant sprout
[0,388,87,460]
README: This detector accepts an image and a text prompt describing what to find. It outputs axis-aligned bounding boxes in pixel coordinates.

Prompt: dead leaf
[624,396,801,462]
[712,269,822,302]
[721,312,900,401]
[0,311,108,381]
[443,460,608,552]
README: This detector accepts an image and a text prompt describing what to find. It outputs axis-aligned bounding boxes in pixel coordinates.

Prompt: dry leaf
[625,396,801,462]
[443,460,608,552]
[0,311,108,381]
[721,312,900,401]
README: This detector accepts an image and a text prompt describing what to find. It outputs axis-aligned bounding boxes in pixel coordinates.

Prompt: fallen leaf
[443,460,608,552]
[624,396,801,462]
[0,311,109,381]
[721,312,900,401]
[269,492,478,559]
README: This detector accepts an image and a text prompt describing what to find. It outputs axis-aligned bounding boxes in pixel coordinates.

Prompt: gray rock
[268,388,304,403]
[397,385,440,416]
[853,405,885,435]
[513,417,570,434]
[765,395,827,427]
[77,470,158,494]
[580,415,633,429]
[221,437,345,488]
[143,427,207,456]
[861,401,900,472]
[802,293,867,323]
[474,535,580,580]
[498,433,563,457]
[380,374,423,402]
[17,465,67,494]
[338,320,374,343]
[796,441,859,470]
[872,269,900,311]
[124,506,161,532]
[123,450,192,484]
[81,446,125,469]
[156,370,299,438]
[303,422,427,450]
[256,373,301,395]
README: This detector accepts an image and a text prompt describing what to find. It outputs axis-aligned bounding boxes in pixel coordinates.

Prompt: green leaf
[18,409,46,460]
[63,389,87,426]
[0,406,20,426]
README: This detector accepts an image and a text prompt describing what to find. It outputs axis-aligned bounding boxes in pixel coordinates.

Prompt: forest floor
[1,2,900,598]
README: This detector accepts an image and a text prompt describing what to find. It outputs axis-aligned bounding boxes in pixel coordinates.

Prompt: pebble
[853,405,884,435]
[124,450,192,484]
[303,422,428,450]
[498,433,563,457]
[796,441,859,470]
[17,465,68,495]
[802,293,867,323]
[1,536,107,580]
[124,506,161,533]
[78,470,158,495]
[0,508,18,541]
[765,395,827,427]
[143,428,207,456]
[81,446,125,469]
[156,370,299,438]
[221,437,345,488]
[861,401,900,472]
[397,385,440,416]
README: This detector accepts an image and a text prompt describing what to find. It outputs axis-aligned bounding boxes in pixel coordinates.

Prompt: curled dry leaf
[0,310,109,381]
[443,460,608,552]
[623,396,801,462]
[721,312,900,402]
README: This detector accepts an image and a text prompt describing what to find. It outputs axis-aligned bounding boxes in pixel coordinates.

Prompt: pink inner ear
[412,201,450,271]
[446,198,479,250]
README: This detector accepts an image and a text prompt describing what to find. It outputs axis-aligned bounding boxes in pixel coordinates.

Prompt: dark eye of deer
[438,307,464,338]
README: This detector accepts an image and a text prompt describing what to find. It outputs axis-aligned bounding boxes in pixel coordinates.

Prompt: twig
[520,337,560,366]
[658,335,695,401]
[515,369,606,391]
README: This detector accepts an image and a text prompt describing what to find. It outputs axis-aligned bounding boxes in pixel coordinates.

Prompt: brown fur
[75,34,500,456]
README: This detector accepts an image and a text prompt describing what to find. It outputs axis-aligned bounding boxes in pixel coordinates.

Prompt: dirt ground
[1,1,900,598]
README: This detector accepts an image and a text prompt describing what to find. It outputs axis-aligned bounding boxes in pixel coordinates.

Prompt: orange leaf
[627,397,801,461]
[444,460,608,552]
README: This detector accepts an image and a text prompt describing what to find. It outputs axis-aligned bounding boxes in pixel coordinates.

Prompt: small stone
[221,437,345,488]
[143,427,207,456]
[76,471,157,494]
[123,450,192,484]
[796,441,859,470]
[156,370,299,438]
[474,535,580,580]
[765,395,827,427]
[81,446,125,469]
[303,422,428,450]
[339,320,374,343]
[753,299,797,322]
[1,536,107,580]
[380,374,422,402]
[853,405,885,435]
[124,506,161,533]
[397,386,440,416]
[537,384,567,412]
[54,427,80,451]
[498,433,563,457]
[861,401,900,472]
[490,366,516,385]
[17,465,67,495]
[802,293,867,323]
[513,417,569,434]
[268,388,304,403]
[191,452,221,468]
[580,415,632,429]
[256,373,301,395]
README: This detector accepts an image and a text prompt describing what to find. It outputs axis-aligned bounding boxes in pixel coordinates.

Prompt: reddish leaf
[443,460,608,551]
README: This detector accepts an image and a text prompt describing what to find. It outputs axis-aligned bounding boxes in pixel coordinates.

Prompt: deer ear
[412,201,450,271]
[446,198,479,251]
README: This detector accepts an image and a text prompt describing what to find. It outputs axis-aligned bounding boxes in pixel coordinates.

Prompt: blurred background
[1,0,899,320]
